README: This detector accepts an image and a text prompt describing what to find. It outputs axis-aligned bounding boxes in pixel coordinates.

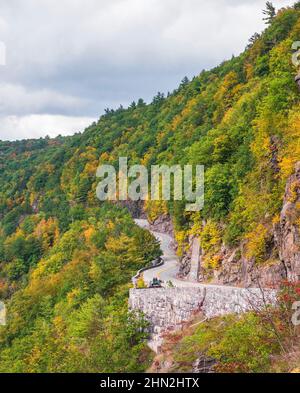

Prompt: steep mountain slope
[84,3,300,286]
[1,3,300,372]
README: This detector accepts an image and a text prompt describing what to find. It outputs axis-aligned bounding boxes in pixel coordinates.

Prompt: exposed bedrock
[180,163,300,288]
[148,214,174,238]
[274,161,300,281]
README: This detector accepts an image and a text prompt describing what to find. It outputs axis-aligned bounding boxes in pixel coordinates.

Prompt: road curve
[134,218,258,290]
[135,219,212,288]
[135,218,179,285]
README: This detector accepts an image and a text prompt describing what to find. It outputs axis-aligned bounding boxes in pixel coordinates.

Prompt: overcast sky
[0,0,294,141]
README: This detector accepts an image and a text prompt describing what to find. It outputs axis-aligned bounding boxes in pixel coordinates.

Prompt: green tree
[263,2,276,25]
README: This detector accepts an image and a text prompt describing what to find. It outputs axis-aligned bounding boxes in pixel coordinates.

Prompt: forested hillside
[1,2,300,372]
[0,138,162,371]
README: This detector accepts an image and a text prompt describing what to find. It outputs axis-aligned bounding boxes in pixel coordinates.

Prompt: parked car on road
[149,277,163,288]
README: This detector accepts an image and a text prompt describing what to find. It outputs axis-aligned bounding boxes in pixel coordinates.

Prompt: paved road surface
[135,219,236,288]
[135,219,179,284]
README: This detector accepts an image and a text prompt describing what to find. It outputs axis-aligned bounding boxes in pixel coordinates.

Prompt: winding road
[134,218,265,290]
[135,218,219,288]
[135,219,180,285]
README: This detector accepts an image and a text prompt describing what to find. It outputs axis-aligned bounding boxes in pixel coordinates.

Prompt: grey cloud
[0,0,294,140]
[0,83,91,116]
[0,114,95,141]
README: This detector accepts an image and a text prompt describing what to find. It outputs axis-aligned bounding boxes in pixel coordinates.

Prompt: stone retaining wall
[129,286,277,352]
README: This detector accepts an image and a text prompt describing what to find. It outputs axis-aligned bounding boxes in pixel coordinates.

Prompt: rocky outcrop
[179,164,300,288]
[204,246,285,288]
[192,355,216,373]
[179,253,191,276]
[178,235,194,277]
[181,238,285,288]
[274,162,300,281]
[117,200,146,218]
[149,214,174,237]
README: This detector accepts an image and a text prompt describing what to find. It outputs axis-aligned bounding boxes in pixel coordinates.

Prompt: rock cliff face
[117,200,146,218]
[178,235,194,277]
[179,163,300,288]
[148,214,178,252]
[180,236,285,288]
[274,162,300,281]
[192,355,216,373]
[149,214,174,237]
[200,245,285,288]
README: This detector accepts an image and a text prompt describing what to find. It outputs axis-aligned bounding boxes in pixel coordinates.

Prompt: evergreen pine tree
[263,2,276,25]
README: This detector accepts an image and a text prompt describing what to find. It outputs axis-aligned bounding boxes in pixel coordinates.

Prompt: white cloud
[0,0,295,140]
[0,41,5,66]
[0,0,292,73]
[0,114,95,141]
[0,83,90,116]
